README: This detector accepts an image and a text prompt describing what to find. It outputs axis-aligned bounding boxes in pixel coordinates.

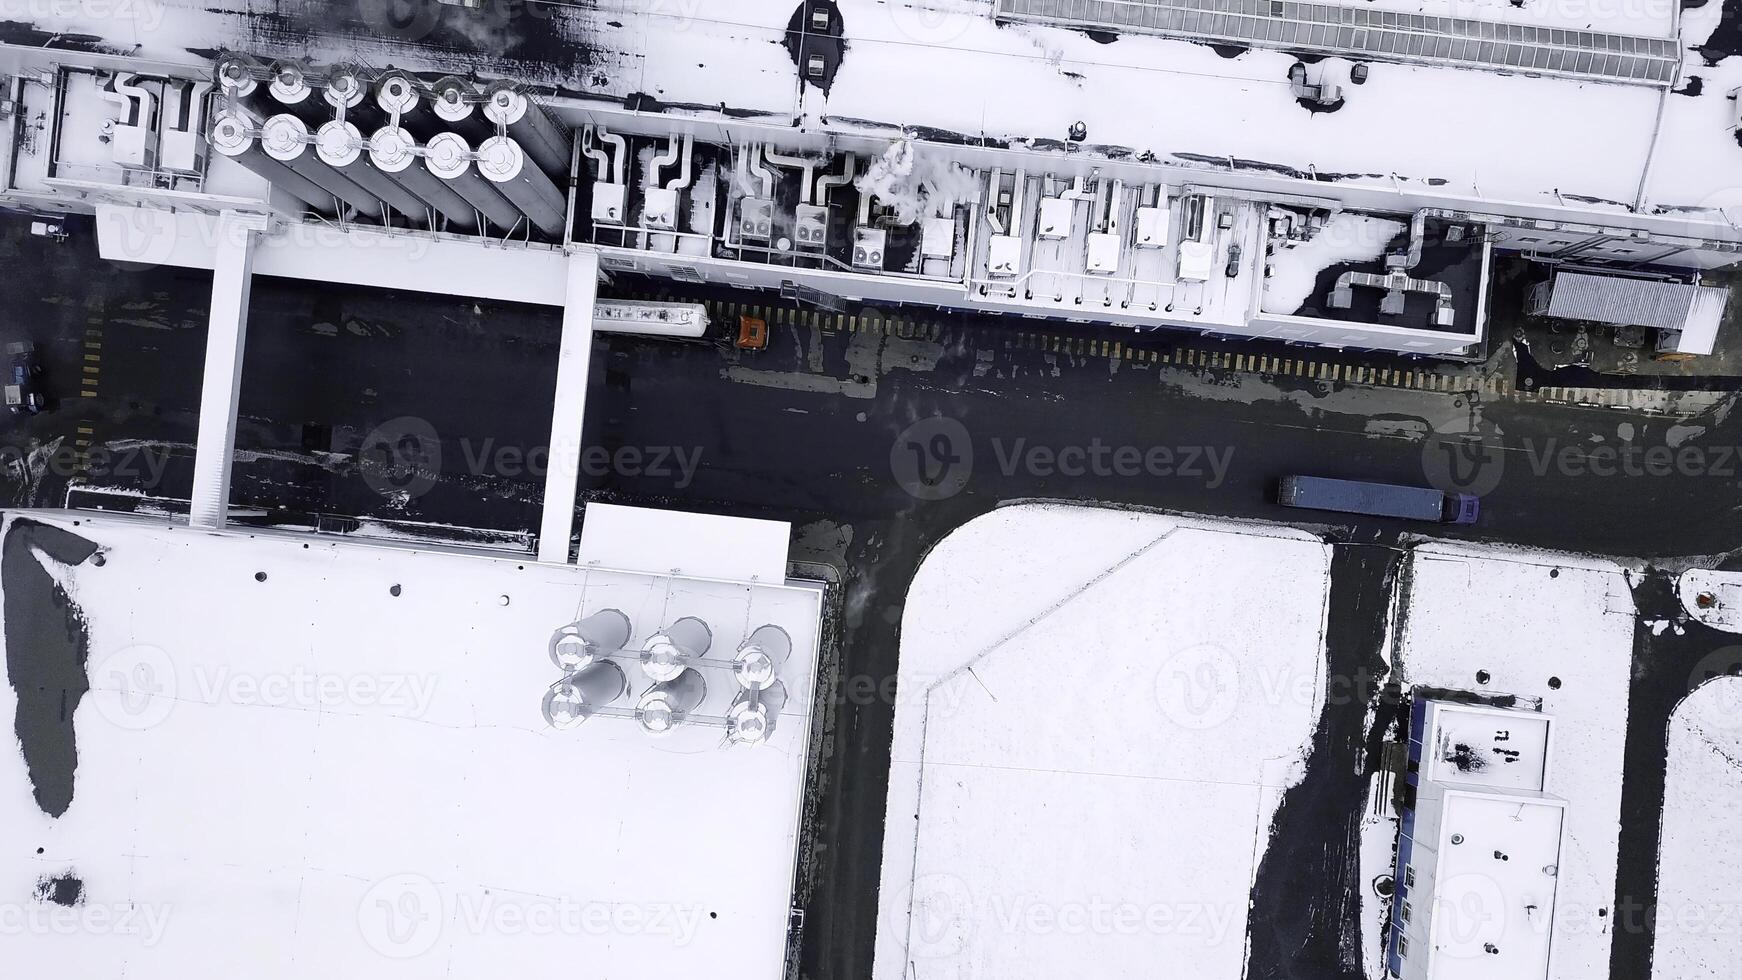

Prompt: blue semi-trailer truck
[1277,475,1480,525]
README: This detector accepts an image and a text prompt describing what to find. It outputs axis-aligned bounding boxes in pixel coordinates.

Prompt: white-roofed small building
[1387,699,1567,980]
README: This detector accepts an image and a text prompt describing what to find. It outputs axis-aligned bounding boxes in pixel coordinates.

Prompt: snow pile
[1261,213,1405,315]
[855,140,980,225]
[872,505,1331,980]
[1652,677,1742,980]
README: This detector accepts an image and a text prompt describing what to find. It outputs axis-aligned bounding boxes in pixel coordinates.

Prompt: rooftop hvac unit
[549,609,631,672]
[922,216,956,260]
[988,233,1022,277]
[642,186,680,230]
[1087,230,1121,275]
[1135,204,1169,248]
[641,617,713,682]
[795,203,829,250]
[739,196,775,240]
[542,661,627,729]
[1037,197,1073,240]
[852,226,887,269]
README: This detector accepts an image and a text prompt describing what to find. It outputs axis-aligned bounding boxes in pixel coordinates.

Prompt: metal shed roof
[1545,272,1728,353]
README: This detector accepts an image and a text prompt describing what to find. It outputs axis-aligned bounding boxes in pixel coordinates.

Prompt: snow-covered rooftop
[8,0,1738,224]
[1423,790,1567,979]
[0,509,823,978]
[1418,700,1554,794]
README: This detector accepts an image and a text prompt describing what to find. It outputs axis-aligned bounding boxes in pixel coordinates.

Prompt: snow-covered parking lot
[872,505,1333,980]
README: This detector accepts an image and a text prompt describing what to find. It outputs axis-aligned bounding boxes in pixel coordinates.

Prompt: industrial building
[0,500,825,977]
[0,0,1737,358]
[1389,698,1567,980]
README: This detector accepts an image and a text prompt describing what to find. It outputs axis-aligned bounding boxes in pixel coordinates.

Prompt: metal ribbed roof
[995,0,1680,86]
[1545,272,1727,342]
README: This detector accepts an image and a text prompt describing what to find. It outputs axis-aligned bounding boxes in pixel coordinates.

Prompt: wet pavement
[6,212,1742,978]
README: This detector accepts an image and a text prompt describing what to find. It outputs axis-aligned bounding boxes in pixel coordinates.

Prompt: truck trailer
[1276,475,1479,525]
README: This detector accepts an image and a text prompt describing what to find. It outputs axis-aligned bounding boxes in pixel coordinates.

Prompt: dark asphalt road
[6,213,1742,980]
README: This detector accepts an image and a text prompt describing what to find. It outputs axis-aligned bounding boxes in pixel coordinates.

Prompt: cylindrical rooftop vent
[641,616,712,683]
[481,82,572,176]
[208,110,333,216]
[734,625,792,691]
[542,661,627,730]
[259,113,383,219]
[727,682,789,745]
[423,131,524,232]
[369,126,481,232]
[636,667,708,735]
[549,608,631,672]
[476,135,568,238]
[315,120,431,222]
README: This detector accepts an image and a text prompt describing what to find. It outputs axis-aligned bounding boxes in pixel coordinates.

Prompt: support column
[188,211,269,530]
[537,248,600,563]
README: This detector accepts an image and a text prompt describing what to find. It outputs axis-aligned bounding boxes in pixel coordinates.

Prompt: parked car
[1277,474,1479,524]
[6,341,45,415]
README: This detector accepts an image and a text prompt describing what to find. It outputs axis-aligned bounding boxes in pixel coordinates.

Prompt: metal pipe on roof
[207,109,334,216]
[315,120,432,226]
[481,82,573,176]
[813,151,854,205]
[476,135,569,238]
[258,113,384,219]
[369,126,480,232]
[422,132,525,233]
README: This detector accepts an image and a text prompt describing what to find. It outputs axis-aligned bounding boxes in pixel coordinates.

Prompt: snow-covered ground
[0,511,822,979]
[1652,677,1742,980]
[1391,543,1636,980]
[872,504,1332,980]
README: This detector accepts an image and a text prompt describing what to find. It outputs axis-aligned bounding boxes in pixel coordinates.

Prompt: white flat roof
[1425,789,1567,980]
[1420,701,1554,793]
[0,511,822,978]
[12,0,1736,220]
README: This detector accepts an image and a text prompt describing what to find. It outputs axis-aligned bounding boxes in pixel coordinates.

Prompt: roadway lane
[7,212,1742,980]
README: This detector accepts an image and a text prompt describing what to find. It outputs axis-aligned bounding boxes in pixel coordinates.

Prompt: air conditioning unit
[852,227,886,269]
[1135,206,1169,248]
[922,216,956,260]
[642,187,681,231]
[1038,197,1073,240]
[1086,231,1121,275]
[988,234,1022,277]
[795,204,829,250]
[592,183,628,225]
[740,197,775,240]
